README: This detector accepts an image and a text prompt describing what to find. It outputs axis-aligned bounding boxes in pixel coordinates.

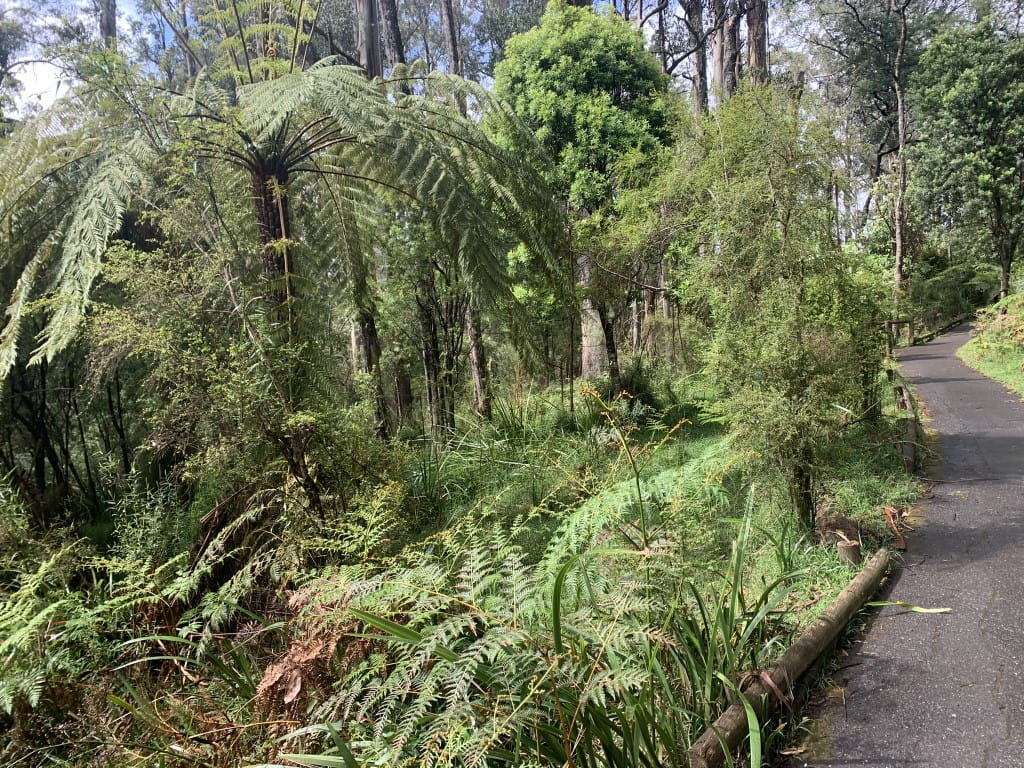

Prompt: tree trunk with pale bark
[712,0,726,97]
[746,1,768,84]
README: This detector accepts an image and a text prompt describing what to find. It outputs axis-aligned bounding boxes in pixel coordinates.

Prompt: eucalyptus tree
[807,0,952,306]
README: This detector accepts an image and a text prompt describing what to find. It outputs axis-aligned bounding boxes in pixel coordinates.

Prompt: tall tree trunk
[353,0,390,435]
[370,0,411,427]
[395,361,414,425]
[711,0,726,97]
[466,302,490,418]
[179,0,196,79]
[379,0,405,67]
[356,0,382,78]
[722,7,741,97]
[656,2,667,71]
[98,0,116,48]
[579,252,607,380]
[359,310,389,436]
[597,304,621,395]
[746,0,768,84]
[416,267,456,435]
[439,0,463,79]
[660,259,671,318]
[441,0,490,419]
[998,233,1014,301]
[631,299,642,355]
[418,281,442,435]
[684,0,709,113]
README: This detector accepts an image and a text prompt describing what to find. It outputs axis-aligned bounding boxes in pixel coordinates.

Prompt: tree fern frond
[30,135,154,366]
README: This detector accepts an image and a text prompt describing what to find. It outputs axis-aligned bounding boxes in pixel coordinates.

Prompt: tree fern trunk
[250,167,331,508]
[251,167,291,305]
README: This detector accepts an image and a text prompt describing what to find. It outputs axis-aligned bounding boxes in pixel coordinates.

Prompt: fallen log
[687,547,891,768]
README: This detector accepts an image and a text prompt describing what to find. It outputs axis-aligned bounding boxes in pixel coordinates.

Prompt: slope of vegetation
[959,299,1024,395]
[1,0,1021,766]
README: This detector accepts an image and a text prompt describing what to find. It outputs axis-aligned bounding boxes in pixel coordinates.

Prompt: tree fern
[1,55,567,381]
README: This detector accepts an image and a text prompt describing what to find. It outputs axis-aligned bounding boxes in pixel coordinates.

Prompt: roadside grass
[958,337,1024,395]
[956,297,1024,395]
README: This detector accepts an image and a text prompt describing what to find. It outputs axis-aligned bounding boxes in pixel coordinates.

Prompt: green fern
[260,488,793,768]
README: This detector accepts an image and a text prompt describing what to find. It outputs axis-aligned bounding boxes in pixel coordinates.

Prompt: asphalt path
[804,323,1024,768]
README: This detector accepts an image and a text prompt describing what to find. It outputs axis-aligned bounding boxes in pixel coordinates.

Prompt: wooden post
[901,417,917,474]
[838,540,862,565]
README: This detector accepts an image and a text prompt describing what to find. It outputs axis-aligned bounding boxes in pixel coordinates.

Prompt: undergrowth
[0,376,917,768]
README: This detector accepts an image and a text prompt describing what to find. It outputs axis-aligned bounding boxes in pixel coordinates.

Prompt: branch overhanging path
[806,323,1024,768]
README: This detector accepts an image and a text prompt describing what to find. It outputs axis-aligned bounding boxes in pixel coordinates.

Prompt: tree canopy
[913,19,1024,299]
[493,0,669,212]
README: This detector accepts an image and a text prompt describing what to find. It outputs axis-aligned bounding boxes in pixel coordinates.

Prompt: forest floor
[794,323,1024,767]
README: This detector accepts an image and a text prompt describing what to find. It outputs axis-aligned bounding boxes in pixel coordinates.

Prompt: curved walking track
[806,324,1024,768]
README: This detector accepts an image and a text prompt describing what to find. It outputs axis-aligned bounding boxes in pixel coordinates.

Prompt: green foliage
[810,0,948,165]
[269,496,791,768]
[0,9,26,119]
[492,0,670,212]
[912,20,1024,296]
[0,481,174,722]
[0,53,568,378]
[0,5,934,766]
[661,86,883,526]
[958,295,1024,394]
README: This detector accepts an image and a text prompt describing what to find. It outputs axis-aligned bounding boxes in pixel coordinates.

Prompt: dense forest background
[1,0,1023,765]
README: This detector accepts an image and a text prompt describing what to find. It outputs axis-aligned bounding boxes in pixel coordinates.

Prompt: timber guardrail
[687,549,892,768]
